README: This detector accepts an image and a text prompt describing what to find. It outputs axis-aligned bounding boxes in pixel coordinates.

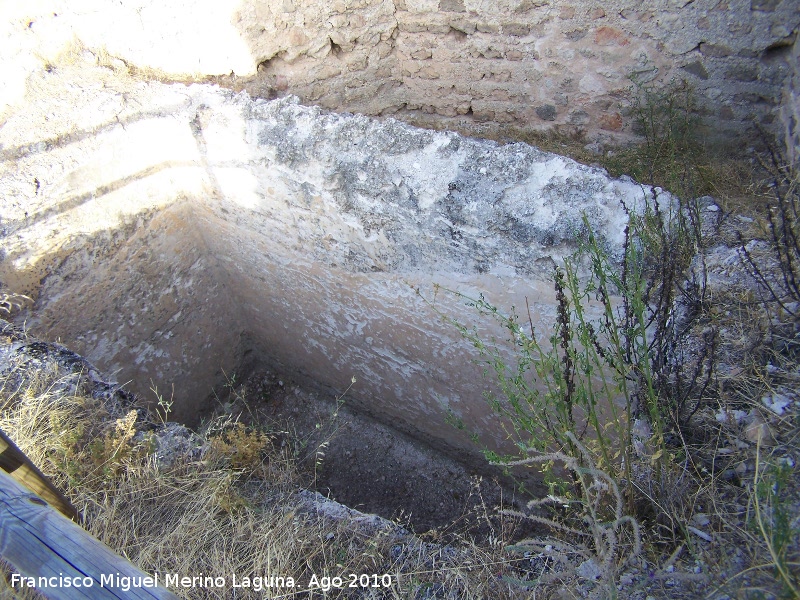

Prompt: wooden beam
[0,470,179,600]
[0,428,78,521]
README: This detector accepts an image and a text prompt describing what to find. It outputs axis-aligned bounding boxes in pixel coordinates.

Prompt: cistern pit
[1,64,655,527]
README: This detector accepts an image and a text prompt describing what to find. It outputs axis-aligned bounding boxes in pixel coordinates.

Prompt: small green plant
[631,78,701,170]
[749,442,800,598]
[150,381,173,425]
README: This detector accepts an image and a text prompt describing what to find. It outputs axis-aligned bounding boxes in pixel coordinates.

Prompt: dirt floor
[209,364,535,540]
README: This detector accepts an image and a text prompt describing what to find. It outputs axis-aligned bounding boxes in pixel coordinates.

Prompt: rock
[762,392,794,416]
[744,412,776,446]
[584,142,604,154]
[297,490,406,536]
[0,319,139,410]
[149,423,204,466]
[577,558,602,580]
[535,104,557,121]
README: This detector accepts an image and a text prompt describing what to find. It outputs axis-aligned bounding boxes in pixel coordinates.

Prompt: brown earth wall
[233,0,800,147]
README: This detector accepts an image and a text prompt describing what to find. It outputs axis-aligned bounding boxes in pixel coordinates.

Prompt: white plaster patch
[385,134,464,212]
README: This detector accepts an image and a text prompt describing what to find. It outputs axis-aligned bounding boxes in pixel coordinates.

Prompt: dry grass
[6,324,791,600]
[0,339,549,599]
[422,106,800,598]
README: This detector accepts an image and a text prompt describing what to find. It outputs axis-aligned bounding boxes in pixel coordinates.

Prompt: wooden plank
[0,471,179,600]
[0,429,78,521]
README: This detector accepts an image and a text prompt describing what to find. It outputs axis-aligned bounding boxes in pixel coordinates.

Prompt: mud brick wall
[5,1,796,150]
[239,0,800,146]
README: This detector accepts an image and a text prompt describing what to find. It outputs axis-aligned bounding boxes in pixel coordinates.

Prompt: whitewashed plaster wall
[0,63,656,454]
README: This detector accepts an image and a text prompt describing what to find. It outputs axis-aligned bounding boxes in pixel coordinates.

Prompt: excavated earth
[0,58,664,529]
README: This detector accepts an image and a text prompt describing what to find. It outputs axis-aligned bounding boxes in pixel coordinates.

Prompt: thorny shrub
[428,82,800,598]
[739,133,800,322]
[431,192,708,496]
[421,81,742,594]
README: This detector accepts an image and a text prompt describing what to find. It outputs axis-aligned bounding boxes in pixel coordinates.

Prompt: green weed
[749,443,800,598]
[432,195,704,504]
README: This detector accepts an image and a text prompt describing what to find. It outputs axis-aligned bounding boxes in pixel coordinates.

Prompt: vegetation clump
[425,80,800,598]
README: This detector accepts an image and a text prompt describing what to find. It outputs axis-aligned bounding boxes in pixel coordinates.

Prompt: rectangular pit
[0,65,655,510]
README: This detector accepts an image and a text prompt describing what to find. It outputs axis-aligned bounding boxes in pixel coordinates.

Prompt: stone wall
[781,30,799,165]
[243,0,800,147]
[3,0,798,149]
